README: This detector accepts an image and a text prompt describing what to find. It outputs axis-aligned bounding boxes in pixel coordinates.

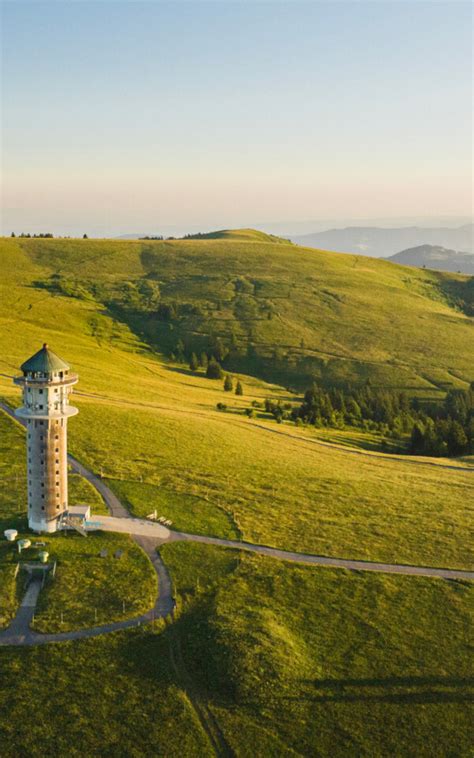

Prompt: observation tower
[14,344,78,533]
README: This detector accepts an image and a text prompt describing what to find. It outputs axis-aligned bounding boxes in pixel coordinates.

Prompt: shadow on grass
[282,676,474,704]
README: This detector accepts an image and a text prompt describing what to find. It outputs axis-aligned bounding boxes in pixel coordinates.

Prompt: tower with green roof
[14,344,78,533]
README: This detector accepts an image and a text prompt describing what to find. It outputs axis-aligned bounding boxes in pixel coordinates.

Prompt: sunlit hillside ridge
[0,233,472,571]
[3,231,472,396]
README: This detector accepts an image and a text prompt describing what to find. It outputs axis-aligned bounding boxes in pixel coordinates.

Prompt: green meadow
[0,233,472,755]
[0,541,471,757]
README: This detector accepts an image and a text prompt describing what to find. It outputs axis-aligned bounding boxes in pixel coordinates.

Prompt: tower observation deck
[14,344,78,533]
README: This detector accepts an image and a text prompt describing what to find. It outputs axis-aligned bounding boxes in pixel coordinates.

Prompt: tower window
[55,448,59,453]
[41,506,45,511]
[41,494,44,499]
[39,389,43,395]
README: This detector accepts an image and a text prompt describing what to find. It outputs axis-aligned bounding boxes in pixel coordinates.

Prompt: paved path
[0,402,472,648]
[82,518,474,581]
[0,544,174,647]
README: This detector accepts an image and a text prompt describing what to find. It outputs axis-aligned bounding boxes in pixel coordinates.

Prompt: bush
[224,375,234,392]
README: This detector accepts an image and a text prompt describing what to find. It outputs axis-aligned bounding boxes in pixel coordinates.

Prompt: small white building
[66,505,91,524]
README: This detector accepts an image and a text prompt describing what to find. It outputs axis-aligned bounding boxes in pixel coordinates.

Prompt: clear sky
[1,0,472,236]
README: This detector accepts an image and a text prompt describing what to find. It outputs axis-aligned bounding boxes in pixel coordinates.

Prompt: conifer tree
[224,374,234,392]
[206,359,223,379]
[235,380,243,396]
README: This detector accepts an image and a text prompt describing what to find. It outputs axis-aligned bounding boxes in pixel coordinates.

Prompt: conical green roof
[21,344,70,374]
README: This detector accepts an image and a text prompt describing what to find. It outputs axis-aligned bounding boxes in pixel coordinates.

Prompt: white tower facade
[14,344,78,533]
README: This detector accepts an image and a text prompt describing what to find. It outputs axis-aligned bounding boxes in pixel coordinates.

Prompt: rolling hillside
[7,232,473,394]
[0,233,472,756]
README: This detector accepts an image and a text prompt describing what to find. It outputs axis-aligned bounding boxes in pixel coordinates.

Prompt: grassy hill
[0,233,472,565]
[0,233,472,755]
[0,541,471,756]
[9,233,473,394]
[181,228,291,243]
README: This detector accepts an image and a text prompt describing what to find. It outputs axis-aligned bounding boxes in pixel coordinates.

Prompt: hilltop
[181,228,291,243]
[6,233,473,394]
[389,244,474,275]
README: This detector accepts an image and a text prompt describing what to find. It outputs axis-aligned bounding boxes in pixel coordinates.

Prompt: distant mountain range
[291,224,473,258]
[388,245,474,275]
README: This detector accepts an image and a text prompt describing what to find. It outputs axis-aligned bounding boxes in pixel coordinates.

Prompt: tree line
[285,382,474,457]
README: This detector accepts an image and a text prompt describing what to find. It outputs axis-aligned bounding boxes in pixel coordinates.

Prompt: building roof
[67,505,90,517]
[21,344,70,374]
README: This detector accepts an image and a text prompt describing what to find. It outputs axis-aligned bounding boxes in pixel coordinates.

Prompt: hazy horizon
[1,1,472,236]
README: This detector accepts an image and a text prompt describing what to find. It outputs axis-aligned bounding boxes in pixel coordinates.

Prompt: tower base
[28,517,62,534]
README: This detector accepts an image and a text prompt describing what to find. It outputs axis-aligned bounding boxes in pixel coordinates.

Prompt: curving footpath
[0,402,472,648]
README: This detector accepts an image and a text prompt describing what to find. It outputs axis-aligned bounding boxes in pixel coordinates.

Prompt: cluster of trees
[139,235,164,240]
[409,387,474,456]
[187,349,243,393]
[11,232,89,238]
[11,232,54,238]
[294,383,416,434]
[290,382,474,457]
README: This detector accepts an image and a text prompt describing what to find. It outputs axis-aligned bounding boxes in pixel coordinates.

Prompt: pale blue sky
[1,0,472,236]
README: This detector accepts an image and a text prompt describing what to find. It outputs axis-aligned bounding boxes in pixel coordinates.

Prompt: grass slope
[0,542,471,757]
[154,543,474,756]
[0,238,471,569]
[4,234,473,393]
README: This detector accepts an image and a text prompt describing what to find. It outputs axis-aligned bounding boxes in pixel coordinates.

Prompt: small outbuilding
[66,505,91,524]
